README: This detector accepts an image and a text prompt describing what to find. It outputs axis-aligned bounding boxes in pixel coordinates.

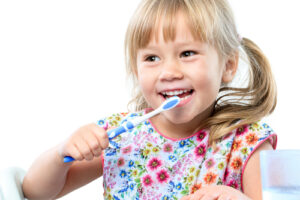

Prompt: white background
[0,0,299,199]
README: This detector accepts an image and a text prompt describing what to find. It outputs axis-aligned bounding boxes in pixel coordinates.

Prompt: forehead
[135,7,203,50]
[149,12,197,45]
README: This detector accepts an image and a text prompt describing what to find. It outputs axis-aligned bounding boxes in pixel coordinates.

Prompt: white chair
[0,167,26,200]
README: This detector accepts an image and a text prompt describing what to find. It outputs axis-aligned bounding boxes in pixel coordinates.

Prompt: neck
[150,104,214,139]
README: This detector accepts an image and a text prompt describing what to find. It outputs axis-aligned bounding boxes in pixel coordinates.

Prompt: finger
[91,124,110,149]
[83,131,102,157]
[217,195,230,200]
[66,142,84,161]
[190,191,205,200]
[200,194,219,200]
[74,137,94,161]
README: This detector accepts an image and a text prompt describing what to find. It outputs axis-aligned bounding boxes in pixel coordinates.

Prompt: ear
[222,51,239,83]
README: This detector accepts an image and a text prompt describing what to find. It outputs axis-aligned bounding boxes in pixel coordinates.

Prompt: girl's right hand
[59,123,110,162]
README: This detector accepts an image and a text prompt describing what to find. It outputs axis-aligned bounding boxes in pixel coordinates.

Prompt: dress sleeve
[223,121,277,191]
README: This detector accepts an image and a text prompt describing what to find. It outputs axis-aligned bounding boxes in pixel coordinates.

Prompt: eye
[180,51,196,58]
[145,55,160,62]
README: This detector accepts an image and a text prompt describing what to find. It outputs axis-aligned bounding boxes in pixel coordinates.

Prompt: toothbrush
[63,96,181,163]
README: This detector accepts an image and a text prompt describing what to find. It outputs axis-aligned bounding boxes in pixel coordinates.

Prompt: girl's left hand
[180,185,252,200]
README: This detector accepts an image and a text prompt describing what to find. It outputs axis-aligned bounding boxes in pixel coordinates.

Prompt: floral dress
[97,110,277,200]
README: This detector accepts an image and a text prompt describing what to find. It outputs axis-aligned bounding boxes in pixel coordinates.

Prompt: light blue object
[0,167,26,200]
[64,96,180,163]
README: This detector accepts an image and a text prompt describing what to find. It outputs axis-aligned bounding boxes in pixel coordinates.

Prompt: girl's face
[136,13,235,132]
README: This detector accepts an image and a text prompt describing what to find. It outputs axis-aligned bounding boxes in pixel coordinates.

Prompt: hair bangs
[130,0,217,55]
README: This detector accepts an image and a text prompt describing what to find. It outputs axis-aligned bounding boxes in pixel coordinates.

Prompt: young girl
[22,0,277,199]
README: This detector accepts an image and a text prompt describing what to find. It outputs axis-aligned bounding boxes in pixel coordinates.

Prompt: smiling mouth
[159,89,194,100]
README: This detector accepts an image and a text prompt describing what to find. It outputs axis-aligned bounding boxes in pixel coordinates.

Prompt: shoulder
[232,121,277,151]
[222,120,277,190]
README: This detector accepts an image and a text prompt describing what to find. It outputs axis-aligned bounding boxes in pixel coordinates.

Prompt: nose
[158,59,184,81]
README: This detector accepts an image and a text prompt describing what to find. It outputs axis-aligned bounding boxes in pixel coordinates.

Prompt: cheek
[189,63,222,98]
[188,66,219,88]
[137,68,155,96]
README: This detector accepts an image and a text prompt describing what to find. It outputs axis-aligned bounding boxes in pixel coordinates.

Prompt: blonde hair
[124,0,277,145]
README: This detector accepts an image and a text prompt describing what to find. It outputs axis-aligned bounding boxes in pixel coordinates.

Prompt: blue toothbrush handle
[63,122,134,163]
[107,121,134,140]
[63,156,75,163]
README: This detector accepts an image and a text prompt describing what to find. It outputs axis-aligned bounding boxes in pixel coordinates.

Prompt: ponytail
[241,37,277,115]
[199,37,277,145]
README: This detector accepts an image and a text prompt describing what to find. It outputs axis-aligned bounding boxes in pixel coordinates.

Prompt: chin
[164,111,197,124]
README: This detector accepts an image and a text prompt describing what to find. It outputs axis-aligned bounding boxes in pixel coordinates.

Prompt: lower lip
[176,93,193,108]
[158,92,194,108]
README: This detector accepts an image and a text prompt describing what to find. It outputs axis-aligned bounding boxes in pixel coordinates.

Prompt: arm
[242,140,273,200]
[55,156,102,198]
[23,147,102,200]
[22,123,108,200]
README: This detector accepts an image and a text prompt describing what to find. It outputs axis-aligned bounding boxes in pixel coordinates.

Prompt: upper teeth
[162,89,189,96]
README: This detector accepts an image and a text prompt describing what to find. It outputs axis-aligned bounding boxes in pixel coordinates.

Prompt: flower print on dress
[204,171,218,184]
[189,166,196,173]
[113,195,121,200]
[98,119,105,126]
[230,156,243,170]
[227,179,239,189]
[186,175,195,183]
[102,111,277,199]
[131,169,138,177]
[194,144,206,158]
[119,170,127,178]
[241,147,248,155]
[163,143,173,153]
[196,131,207,142]
[251,122,261,130]
[152,146,160,153]
[189,183,202,194]
[142,174,154,187]
[205,158,215,169]
[106,147,117,156]
[146,143,153,148]
[129,113,138,117]
[120,112,128,117]
[262,123,270,129]
[129,183,135,191]
[217,162,225,170]
[147,157,162,171]
[118,181,130,193]
[141,148,151,158]
[232,139,242,152]
[122,145,132,154]
[245,133,259,146]
[236,124,248,137]
[175,183,183,190]
[117,157,125,167]
[148,127,154,133]
[128,160,134,167]
[156,169,170,184]
[168,155,177,162]
[179,140,187,148]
